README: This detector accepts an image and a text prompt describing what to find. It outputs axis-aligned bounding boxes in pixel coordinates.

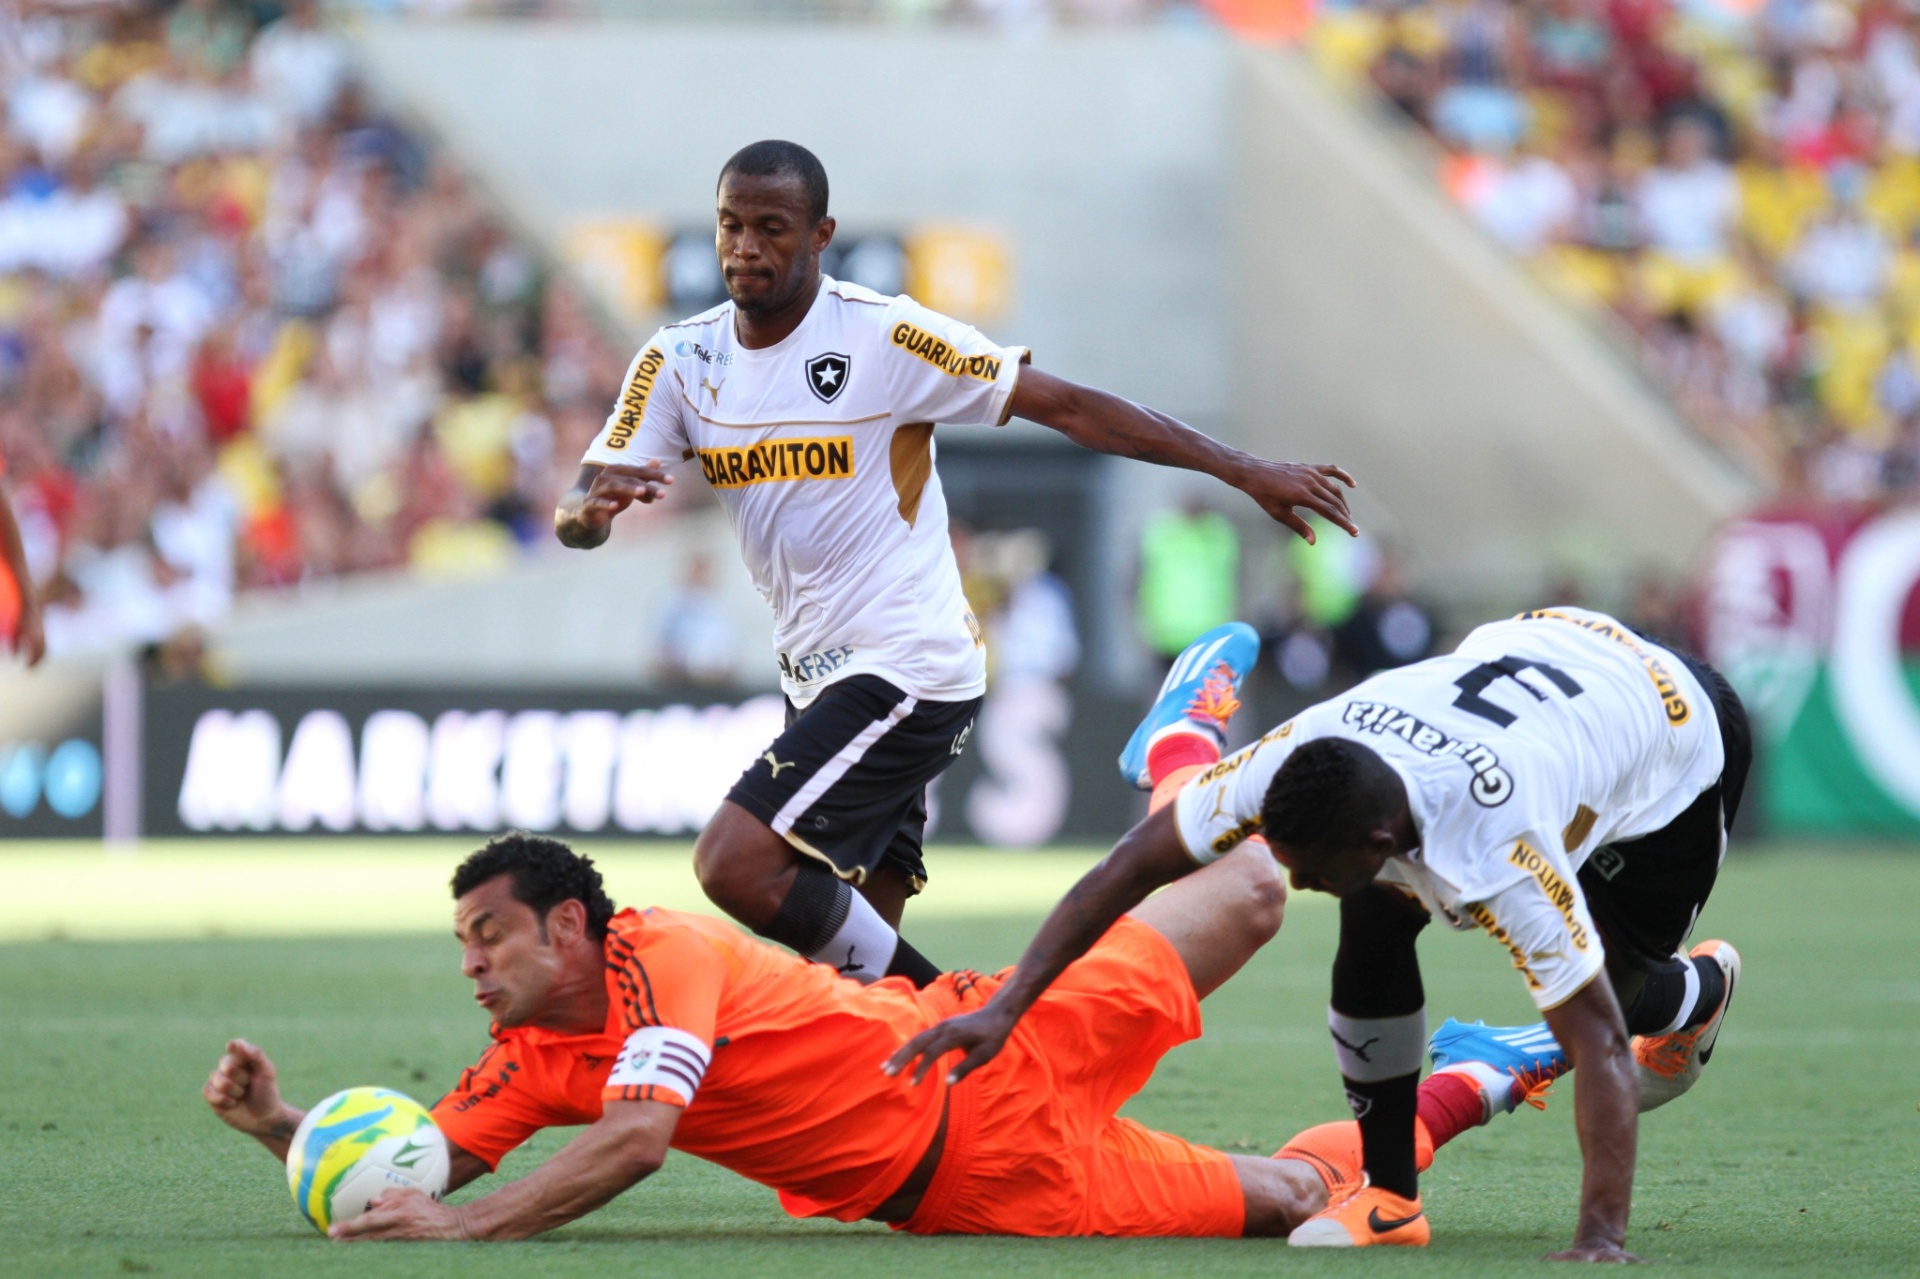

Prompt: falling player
[203,832,1562,1241]
[891,608,1748,1260]
[553,140,1357,989]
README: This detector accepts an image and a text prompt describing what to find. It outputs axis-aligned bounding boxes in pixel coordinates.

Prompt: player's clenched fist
[203,1039,301,1150]
[554,462,674,549]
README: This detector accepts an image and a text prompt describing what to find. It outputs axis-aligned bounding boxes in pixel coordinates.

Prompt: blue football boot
[1117,622,1260,790]
[1429,1018,1570,1115]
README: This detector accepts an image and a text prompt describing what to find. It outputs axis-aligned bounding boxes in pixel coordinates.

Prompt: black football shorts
[724,674,981,893]
[1578,649,1752,971]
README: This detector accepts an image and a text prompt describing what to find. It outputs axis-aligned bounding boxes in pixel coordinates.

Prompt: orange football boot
[1288,1182,1430,1248]
[1275,1119,1435,1204]
[1633,939,1740,1112]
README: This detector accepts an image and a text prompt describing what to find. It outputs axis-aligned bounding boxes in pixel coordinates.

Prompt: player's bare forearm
[885,806,1196,1085]
[1543,979,1642,1263]
[1009,368,1358,544]
[336,1101,677,1243]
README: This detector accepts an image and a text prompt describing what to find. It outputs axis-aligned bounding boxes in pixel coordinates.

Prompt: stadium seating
[1306,0,1920,501]
[0,0,627,659]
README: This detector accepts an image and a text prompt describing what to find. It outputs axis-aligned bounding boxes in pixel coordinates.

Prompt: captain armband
[607,1027,712,1103]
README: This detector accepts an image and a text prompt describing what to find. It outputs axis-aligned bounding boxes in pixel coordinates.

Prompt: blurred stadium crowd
[0,0,628,659]
[1311,0,1920,504]
[11,0,1879,671]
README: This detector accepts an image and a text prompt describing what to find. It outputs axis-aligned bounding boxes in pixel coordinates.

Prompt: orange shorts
[899,916,1245,1238]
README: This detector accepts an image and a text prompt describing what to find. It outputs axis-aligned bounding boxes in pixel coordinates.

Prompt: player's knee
[693,810,790,925]
[1228,846,1287,945]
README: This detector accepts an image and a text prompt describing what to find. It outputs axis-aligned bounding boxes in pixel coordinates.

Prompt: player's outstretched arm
[553,462,675,549]
[1008,367,1358,544]
[1540,978,1644,1264]
[332,1100,678,1242]
[202,1040,491,1192]
[884,805,1197,1086]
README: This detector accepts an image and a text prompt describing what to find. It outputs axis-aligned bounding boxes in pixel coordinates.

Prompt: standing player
[554,140,1357,987]
[890,606,1749,1260]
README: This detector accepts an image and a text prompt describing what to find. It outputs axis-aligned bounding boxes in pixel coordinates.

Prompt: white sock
[1651,956,1704,1036]
[804,887,900,984]
[1436,1061,1512,1120]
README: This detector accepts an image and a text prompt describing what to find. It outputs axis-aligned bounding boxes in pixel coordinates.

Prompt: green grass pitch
[1,842,1915,1277]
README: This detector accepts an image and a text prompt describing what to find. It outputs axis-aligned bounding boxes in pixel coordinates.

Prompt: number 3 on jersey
[1451,656,1585,728]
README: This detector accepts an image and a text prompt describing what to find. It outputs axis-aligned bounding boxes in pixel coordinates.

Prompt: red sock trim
[1146,731,1221,785]
[1415,1071,1484,1152]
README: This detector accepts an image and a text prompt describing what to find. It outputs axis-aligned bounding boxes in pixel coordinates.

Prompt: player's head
[450,832,617,1028]
[715,140,835,316]
[1259,739,1408,897]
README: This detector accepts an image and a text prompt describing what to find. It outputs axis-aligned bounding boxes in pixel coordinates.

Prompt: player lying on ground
[203,832,1549,1242]
[890,610,1749,1260]
[551,139,1357,999]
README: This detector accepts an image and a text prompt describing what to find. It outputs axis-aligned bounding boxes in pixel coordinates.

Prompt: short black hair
[1260,738,1402,854]
[718,139,829,223]
[451,832,617,940]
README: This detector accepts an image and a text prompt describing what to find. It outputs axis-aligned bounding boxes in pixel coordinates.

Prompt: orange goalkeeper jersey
[431,907,947,1222]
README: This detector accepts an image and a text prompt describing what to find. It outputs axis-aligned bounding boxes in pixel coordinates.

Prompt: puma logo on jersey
[698,437,853,489]
[837,945,865,975]
[762,752,798,778]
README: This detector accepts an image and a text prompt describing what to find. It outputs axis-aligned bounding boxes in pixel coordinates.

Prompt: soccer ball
[285,1086,450,1234]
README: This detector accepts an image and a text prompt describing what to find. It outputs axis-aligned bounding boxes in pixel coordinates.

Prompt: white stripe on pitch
[772,696,919,836]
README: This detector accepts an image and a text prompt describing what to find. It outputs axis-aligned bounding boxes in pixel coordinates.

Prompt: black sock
[760,860,850,955]
[1329,887,1431,1201]
[885,938,941,986]
[1623,954,1727,1037]
[759,862,944,986]
[1345,1071,1421,1199]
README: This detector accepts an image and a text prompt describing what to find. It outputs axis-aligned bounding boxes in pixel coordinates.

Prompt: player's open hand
[1235,460,1357,544]
[555,462,675,548]
[329,1188,468,1242]
[1545,1241,1644,1263]
[582,462,674,519]
[884,1007,1014,1087]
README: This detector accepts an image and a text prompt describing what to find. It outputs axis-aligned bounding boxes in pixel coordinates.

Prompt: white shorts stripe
[771,696,920,836]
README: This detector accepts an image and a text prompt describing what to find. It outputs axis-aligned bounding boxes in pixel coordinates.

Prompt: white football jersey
[1175,608,1726,1009]
[583,277,1028,705]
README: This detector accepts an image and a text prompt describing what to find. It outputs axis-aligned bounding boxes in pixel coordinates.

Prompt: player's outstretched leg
[1118,622,1260,790]
[1634,938,1740,1110]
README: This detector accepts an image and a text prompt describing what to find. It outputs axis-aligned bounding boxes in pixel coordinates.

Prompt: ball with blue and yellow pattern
[285,1086,451,1234]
